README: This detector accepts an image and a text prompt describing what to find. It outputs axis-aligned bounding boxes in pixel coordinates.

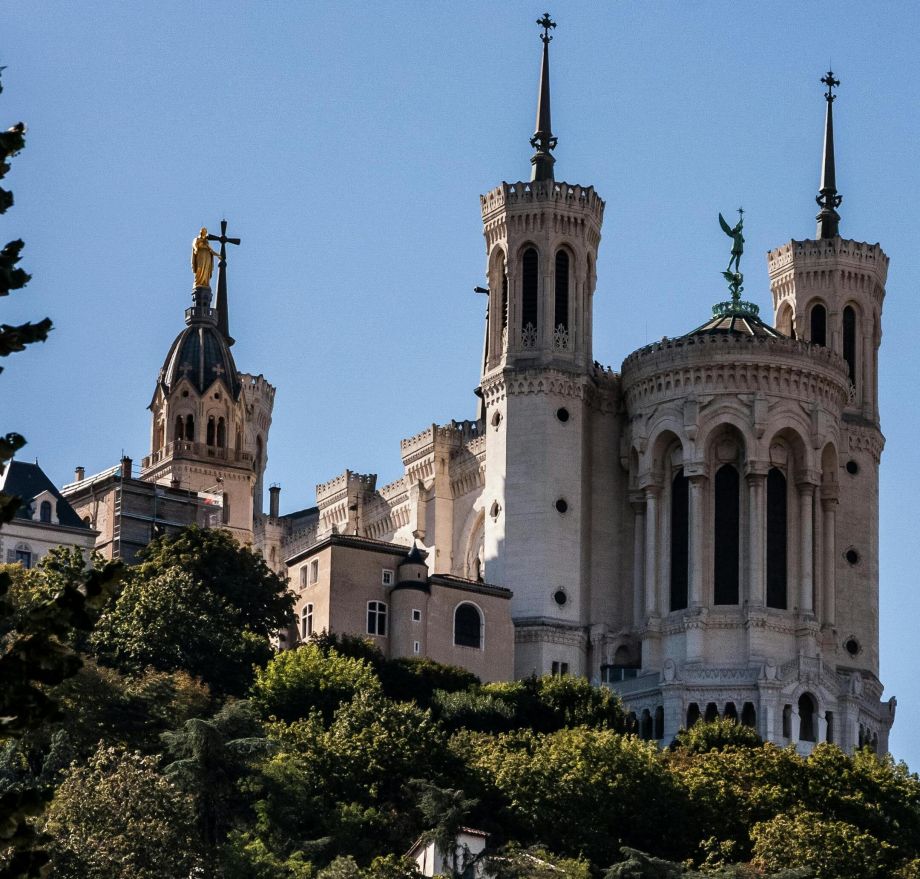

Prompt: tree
[751,810,890,879]
[131,525,293,637]
[251,643,381,722]
[669,718,762,754]
[43,744,204,879]
[92,526,293,694]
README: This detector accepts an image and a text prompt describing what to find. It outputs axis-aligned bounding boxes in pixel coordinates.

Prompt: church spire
[530,13,557,183]
[815,70,842,239]
[208,220,241,346]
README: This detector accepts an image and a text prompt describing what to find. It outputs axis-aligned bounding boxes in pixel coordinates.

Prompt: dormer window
[39,500,52,523]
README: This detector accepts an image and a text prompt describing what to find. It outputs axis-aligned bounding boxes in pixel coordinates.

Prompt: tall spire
[208,220,241,346]
[530,13,557,183]
[815,70,842,239]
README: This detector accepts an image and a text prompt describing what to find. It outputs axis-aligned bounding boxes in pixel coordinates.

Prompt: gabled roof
[0,460,90,529]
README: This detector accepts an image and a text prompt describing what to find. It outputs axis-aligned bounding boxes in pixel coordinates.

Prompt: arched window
[810,303,827,346]
[640,709,653,740]
[521,247,538,345]
[798,693,817,742]
[741,702,757,728]
[554,250,569,335]
[843,306,857,385]
[185,414,194,442]
[454,603,482,648]
[13,543,32,568]
[501,274,508,335]
[367,600,387,636]
[686,703,701,728]
[704,702,719,723]
[713,464,740,604]
[206,416,216,446]
[670,469,689,611]
[39,500,52,523]
[301,603,314,640]
[766,467,788,609]
[216,417,226,448]
[221,492,230,525]
[724,702,738,723]
[175,415,185,441]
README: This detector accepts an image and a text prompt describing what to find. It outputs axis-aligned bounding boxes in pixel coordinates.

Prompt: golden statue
[191,227,220,288]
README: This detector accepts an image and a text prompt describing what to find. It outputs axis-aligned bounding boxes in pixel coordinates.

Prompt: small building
[61,457,220,564]
[287,534,514,682]
[407,828,489,879]
[0,460,97,567]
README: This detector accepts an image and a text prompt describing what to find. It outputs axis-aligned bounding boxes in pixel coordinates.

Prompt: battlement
[240,373,276,406]
[480,180,605,223]
[315,469,377,505]
[622,330,848,378]
[400,419,484,466]
[767,238,889,283]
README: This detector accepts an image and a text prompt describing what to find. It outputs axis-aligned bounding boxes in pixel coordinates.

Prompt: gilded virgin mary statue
[191,227,220,288]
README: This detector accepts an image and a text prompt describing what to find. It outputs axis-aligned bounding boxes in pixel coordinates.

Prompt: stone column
[821,493,837,626]
[797,480,816,615]
[688,474,706,607]
[644,485,661,617]
[746,468,767,607]
[630,493,646,627]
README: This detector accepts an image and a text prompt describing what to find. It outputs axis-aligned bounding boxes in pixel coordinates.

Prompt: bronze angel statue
[719,210,744,276]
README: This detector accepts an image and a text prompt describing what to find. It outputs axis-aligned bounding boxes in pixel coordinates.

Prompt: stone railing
[141,440,254,470]
[480,180,605,221]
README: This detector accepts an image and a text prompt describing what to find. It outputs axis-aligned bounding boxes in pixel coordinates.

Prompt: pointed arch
[521,246,539,344]
[809,301,827,346]
[554,248,570,334]
[185,414,195,442]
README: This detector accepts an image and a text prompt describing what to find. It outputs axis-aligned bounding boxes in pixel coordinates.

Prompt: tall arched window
[798,693,817,742]
[206,416,215,446]
[766,467,788,609]
[367,601,387,636]
[501,274,508,335]
[554,250,569,339]
[670,469,689,611]
[216,417,226,448]
[810,303,827,346]
[39,500,52,523]
[301,603,314,640]
[843,306,857,385]
[713,464,740,604]
[686,703,701,728]
[454,603,482,648]
[521,247,539,346]
[185,414,194,442]
[175,415,185,441]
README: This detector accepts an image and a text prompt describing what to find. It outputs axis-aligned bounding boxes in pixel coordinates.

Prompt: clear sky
[3,2,919,767]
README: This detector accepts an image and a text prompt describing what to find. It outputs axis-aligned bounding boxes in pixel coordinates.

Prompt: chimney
[75,466,85,482]
[120,456,132,479]
[269,484,281,518]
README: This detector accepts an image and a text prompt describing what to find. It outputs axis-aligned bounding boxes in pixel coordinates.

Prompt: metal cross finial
[738,206,744,220]
[537,12,556,44]
[207,218,241,265]
[821,70,840,103]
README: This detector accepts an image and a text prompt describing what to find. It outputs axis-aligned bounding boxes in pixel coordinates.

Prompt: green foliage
[252,643,381,722]
[220,830,316,879]
[670,718,762,754]
[43,744,204,879]
[751,809,890,879]
[434,674,624,735]
[134,525,293,636]
[91,567,269,693]
[462,727,688,866]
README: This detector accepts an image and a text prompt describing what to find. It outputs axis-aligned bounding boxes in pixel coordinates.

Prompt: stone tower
[767,73,887,688]
[141,225,274,544]
[479,16,606,677]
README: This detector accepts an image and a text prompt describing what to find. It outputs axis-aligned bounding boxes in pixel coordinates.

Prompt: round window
[556,407,570,423]
[555,498,568,513]
[846,460,859,475]
[553,589,567,606]
[845,548,860,566]
[844,637,861,657]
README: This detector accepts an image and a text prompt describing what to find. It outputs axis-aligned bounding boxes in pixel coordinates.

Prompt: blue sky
[3,2,919,767]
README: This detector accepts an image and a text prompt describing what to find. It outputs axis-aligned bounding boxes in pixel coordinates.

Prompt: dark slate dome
[683,299,786,340]
[159,287,241,398]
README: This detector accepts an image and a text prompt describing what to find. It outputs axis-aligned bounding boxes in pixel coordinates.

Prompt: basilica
[64,18,895,753]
